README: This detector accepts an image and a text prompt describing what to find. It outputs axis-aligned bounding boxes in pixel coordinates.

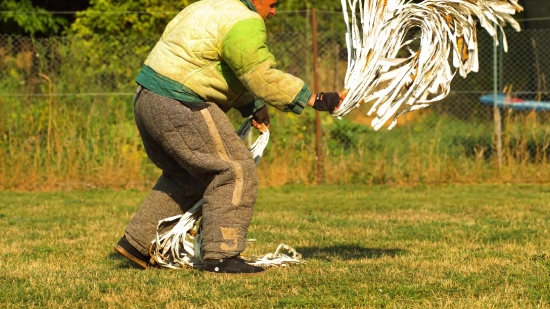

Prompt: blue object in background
[479,93,550,111]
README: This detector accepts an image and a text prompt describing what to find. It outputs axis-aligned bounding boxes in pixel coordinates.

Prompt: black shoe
[114,236,151,269]
[203,257,265,275]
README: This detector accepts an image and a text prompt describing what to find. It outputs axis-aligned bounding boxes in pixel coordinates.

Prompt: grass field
[1,184,550,308]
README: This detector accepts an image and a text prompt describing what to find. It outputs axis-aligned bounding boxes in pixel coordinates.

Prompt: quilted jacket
[136,0,313,116]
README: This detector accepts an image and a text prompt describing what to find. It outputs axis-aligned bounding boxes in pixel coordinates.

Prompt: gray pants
[125,87,258,260]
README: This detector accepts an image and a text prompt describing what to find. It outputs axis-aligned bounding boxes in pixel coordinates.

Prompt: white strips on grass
[335,0,523,130]
[149,119,304,269]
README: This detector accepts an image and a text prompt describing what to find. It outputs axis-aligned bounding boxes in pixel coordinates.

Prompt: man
[114,0,346,275]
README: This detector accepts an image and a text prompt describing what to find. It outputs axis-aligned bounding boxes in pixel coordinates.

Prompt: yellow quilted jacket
[136,0,312,115]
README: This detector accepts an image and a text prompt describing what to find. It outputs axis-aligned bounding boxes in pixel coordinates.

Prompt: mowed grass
[0,185,549,308]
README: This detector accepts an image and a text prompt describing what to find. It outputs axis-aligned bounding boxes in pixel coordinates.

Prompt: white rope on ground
[149,118,304,269]
[334,0,523,130]
[244,244,306,267]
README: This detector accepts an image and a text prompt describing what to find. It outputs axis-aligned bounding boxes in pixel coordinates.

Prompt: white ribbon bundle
[335,0,523,130]
[149,119,304,269]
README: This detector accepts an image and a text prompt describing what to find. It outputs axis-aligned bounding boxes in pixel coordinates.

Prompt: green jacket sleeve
[221,18,312,115]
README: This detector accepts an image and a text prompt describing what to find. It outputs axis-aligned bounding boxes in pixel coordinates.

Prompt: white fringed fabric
[245,244,305,267]
[149,119,304,269]
[335,0,523,130]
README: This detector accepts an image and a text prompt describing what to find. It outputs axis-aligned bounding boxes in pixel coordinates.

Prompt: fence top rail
[2,10,550,21]
[0,9,343,15]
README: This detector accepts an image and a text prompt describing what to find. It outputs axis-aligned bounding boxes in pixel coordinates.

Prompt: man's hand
[307,91,347,114]
[252,105,270,131]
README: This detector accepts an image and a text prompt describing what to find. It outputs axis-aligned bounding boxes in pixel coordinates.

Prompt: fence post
[312,8,323,185]
[493,24,503,169]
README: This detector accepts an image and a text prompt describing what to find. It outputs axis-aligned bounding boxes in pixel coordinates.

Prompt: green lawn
[1,185,549,308]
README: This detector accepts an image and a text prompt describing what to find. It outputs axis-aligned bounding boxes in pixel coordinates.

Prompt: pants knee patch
[220,227,240,251]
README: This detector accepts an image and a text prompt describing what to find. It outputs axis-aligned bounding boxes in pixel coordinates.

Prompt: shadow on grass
[107,246,407,267]
[297,245,407,261]
[107,252,146,269]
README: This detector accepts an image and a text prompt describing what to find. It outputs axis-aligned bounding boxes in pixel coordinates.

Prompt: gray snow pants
[124,87,259,260]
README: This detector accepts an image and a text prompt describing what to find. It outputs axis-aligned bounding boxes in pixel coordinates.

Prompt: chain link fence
[1,11,549,189]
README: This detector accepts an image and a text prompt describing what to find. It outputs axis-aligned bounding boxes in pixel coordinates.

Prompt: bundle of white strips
[149,119,305,269]
[335,0,523,130]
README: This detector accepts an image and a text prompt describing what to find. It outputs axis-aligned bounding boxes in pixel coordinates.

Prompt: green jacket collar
[240,0,258,12]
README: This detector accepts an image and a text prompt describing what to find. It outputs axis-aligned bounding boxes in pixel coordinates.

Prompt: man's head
[251,0,277,19]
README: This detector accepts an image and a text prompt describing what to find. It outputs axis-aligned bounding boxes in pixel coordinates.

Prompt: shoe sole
[114,245,148,269]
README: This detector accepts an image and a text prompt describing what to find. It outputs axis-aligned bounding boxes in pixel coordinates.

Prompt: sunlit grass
[1,185,549,308]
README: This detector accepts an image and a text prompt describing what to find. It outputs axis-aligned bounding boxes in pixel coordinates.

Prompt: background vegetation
[1,28,550,190]
[1,2,549,190]
[2,0,550,38]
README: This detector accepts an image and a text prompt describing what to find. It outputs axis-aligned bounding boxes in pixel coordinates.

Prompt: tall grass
[1,34,549,190]
[0,93,152,190]
[0,35,158,190]
[256,107,550,187]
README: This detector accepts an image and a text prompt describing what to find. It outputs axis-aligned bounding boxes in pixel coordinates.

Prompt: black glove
[312,92,341,113]
[252,105,270,126]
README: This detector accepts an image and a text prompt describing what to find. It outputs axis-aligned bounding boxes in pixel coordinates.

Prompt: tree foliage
[2,0,547,37]
[0,0,68,36]
[69,0,351,37]
[70,0,195,37]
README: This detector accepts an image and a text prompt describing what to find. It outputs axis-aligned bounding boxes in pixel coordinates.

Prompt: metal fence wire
[1,10,550,186]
